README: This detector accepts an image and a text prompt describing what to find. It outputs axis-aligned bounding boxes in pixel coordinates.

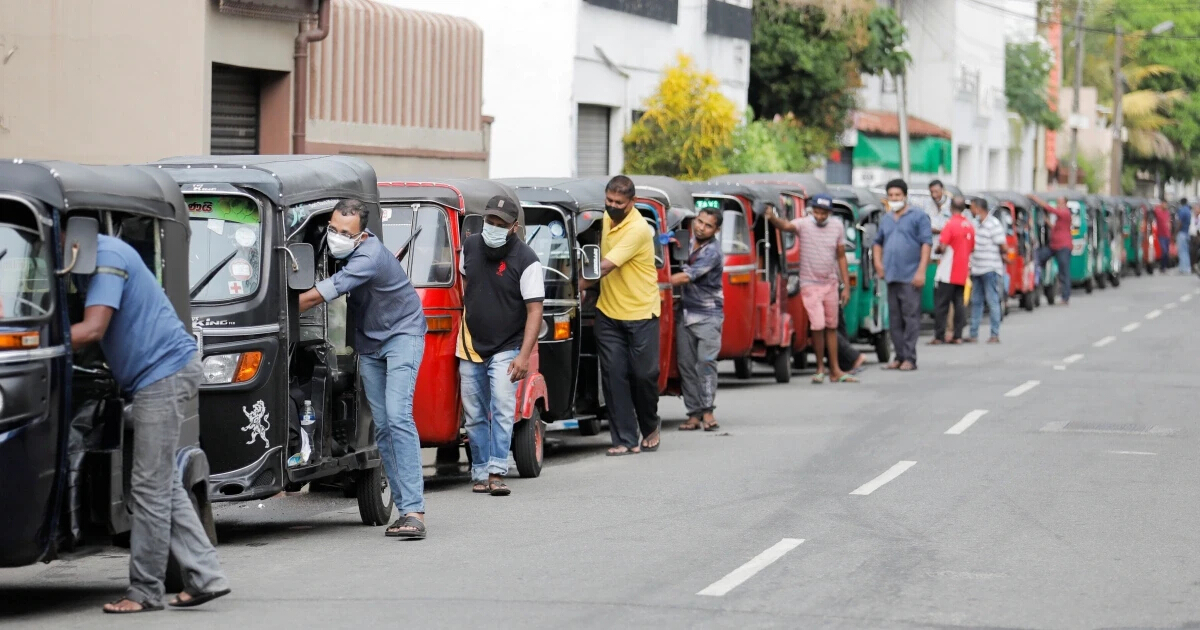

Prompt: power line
[962,0,1200,40]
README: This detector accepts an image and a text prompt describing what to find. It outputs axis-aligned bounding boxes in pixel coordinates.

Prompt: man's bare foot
[702,413,720,431]
[851,354,867,372]
[103,598,159,613]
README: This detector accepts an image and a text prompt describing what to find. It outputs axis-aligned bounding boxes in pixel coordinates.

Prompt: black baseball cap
[484,195,519,225]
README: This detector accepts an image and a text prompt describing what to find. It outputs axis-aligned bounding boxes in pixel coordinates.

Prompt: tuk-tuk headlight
[845,227,857,242]
[202,352,263,385]
[538,320,549,340]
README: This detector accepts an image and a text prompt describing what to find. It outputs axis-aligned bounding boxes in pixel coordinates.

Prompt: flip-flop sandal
[850,364,868,375]
[472,482,490,494]
[606,447,639,456]
[881,362,902,370]
[678,418,703,431]
[834,374,859,383]
[898,363,918,371]
[641,430,661,452]
[703,421,721,432]
[811,373,828,384]
[169,589,231,608]
[103,598,163,614]
[385,515,426,539]
[489,481,511,496]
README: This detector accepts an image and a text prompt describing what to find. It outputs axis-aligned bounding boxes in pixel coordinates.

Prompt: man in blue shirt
[670,207,724,431]
[872,179,932,371]
[1177,198,1192,274]
[72,235,229,614]
[298,199,429,539]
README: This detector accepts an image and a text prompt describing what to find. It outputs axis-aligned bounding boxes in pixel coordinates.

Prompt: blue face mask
[482,223,510,248]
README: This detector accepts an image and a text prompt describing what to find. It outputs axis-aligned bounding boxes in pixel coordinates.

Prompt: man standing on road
[1035,196,1073,306]
[671,207,724,432]
[767,195,857,383]
[1176,198,1191,274]
[71,235,230,614]
[1155,201,1173,272]
[457,196,544,496]
[583,175,661,456]
[924,180,953,238]
[966,197,1009,344]
[931,195,975,344]
[873,179,932,371]
[299,200,429,539]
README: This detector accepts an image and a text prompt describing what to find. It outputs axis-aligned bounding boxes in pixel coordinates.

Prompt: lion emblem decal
[241,400,271,448]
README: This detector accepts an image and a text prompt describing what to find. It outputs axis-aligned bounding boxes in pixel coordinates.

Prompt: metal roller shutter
[577,104,611,177]
[210,64,259,155]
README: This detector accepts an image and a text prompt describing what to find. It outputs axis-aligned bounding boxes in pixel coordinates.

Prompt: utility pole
[1110,25,1124,195]
[891,0,911,182]
[1067,1,1085,189]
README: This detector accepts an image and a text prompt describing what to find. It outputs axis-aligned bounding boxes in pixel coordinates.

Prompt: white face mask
[482,223,510,248]
[327,232,359,259]
[888,200,906,212]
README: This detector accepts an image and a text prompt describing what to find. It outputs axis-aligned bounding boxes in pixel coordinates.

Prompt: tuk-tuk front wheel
[874,330,891,364]
[733,358,753,380]
[1096,271,1108,289]
[773,346,792,384]
[577,418,602,437]
[1084,277,1095,293]
[1020,291,1035,312]
[1109,271,1121,287]
[356,465,394,526]
[792,350,809,371]
[513,417,545,478]
[1044,284,1056,305]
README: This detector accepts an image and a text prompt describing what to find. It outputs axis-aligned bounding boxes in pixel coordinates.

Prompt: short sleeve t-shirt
[597,210,660,321]
[874,208,933,284]
[969,214,1007,276]
[1046,204,1073,251]
[457,234,544,362]
[81,235,197,394]
[792,215,844,285]
[937,214,975,285]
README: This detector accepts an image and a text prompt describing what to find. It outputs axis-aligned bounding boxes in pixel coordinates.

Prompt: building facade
[380,0,753,178]
[0,0,491,178]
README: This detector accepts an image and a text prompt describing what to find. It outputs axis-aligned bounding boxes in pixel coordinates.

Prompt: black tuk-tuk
[0,159,213,568]
[153,155,391,526]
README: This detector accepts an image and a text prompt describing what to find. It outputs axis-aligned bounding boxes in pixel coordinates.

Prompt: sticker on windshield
[228,281,245,295]
[208,218,225,235]
[549,221,565,238]
[382,207,393,222]
[229,259,252,281]
[235,227,257,247]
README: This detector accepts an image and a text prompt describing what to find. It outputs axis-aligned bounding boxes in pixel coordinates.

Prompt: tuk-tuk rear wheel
[1020,292,1035,311]
[792,350,809,371]
[356,466,394,526]
[1109,271,1121,287]
[512,417,545,478]
[1096,271,1108,289]
[874,330,891,364]
[733,358,753,380]
[1084,277,1095,293]
[773,346,792,384]
[577,418,602,437]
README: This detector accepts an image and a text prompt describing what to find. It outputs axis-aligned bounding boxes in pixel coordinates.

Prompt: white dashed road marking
[1122,322,1141,332]
[1146,309,1163,320]
[1166,302,1178,309]
[1093,336,1116,348]
[850,461,917,496]
[945,410,988,435]
[1063,354,1084,364]
[697,538,805,596]
[1053,365,1066,371]
[1005,380,1041,397]
[1182,294,1193,303]
[1106,451,1157,456]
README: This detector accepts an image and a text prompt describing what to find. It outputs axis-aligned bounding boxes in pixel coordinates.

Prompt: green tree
[1006,41,1062,130]
[725,111,827,174]
[623,53,739,180]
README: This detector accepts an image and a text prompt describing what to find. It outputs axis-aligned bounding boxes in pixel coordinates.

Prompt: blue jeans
[460,349,519,482]
[970,271,1003,339]
[359,334,425,515]
[1036,247,1071,302]
[1178,233,1191,272]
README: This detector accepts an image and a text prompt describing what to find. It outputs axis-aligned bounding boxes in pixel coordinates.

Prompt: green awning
[853,132,952,174]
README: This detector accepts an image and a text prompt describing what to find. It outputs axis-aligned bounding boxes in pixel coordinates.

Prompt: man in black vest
[457,196,545,495]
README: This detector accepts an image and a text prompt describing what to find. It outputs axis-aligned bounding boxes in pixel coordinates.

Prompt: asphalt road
[4,274,1200,629]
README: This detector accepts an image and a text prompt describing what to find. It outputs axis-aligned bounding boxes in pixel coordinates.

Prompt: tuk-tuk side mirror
[59,216,99,276]
[284,243,316,291]
[671,227,691,262]
[580,244,602,281]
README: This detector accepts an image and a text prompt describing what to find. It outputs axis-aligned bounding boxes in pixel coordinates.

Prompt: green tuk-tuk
[1120,197,1147,277]
[1049,191,1098,294]
[1029,196,1062,304]
[829,185,890,361]
[1092,196,1120,288]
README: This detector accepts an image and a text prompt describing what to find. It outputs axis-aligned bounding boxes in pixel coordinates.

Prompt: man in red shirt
[932,196,975,344]
[1154,202,1173,271]
[1036,196,1074,305]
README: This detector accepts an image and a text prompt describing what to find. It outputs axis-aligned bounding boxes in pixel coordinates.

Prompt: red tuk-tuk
[376,179,549,477]
[690,181,795,383]
[989,191,1040,310]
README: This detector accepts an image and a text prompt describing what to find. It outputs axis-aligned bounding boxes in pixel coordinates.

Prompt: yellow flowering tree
[623,53,739,181]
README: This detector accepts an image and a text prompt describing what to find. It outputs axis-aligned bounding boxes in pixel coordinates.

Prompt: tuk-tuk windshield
[0,210,53,322]
[187,196,263,302]
[380,205,454,287]
[524,207,573,285]
[695,197,750,255]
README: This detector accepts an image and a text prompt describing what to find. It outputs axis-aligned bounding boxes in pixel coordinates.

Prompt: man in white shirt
[966,198,1009,344]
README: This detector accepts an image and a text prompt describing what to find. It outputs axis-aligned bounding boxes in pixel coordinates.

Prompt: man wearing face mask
[298,199,428,539]
[872,179,932,371]
[581,175,661,456]
[457,196,544,496]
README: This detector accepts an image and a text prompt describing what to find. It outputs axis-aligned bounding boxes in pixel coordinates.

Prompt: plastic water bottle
[299,400,316,464]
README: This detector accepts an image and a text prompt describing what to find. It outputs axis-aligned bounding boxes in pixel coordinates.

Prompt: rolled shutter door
[577,105,611,177]
[210,64,259,155]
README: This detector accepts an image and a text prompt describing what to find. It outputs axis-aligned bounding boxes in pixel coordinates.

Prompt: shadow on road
[0,584,123,618]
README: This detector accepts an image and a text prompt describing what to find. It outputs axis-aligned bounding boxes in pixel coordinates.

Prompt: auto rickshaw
[499,177,680,436]
[1120,197,1147,277]
[692,181,795,382]
[375,179,549,477]
[1096,196,1124,287]
[0,160,215,573]
[828,185,891,361]
[154,155,392,525]
[988,191,1041,311]
[1048,191,1098,293]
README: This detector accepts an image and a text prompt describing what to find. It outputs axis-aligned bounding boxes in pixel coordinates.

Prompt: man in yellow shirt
[582,175,661,456]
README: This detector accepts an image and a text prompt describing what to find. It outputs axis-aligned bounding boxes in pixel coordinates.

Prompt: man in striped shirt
[966,197,1009,344]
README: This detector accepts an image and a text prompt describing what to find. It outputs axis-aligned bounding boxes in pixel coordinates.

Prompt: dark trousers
[835,306,862,372]
[1160,236,1172,271]
[933,281,966,341]
[887,282,921,365]
[595,312,660,449]
[1036,247,1072,302]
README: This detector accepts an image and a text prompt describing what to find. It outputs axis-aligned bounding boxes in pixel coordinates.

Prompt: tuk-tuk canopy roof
[828,185,885,218]
[986,191,1035,212]
[693,181,791,215]
[378,178,522,218]
[153,155,379,208]
[715,173,829,197]
[0,159,187,222]
[499,178,609,214]
[629,175,696,230]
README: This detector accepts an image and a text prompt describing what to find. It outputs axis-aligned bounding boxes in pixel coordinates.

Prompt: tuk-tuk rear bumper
[208,445,380,502]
